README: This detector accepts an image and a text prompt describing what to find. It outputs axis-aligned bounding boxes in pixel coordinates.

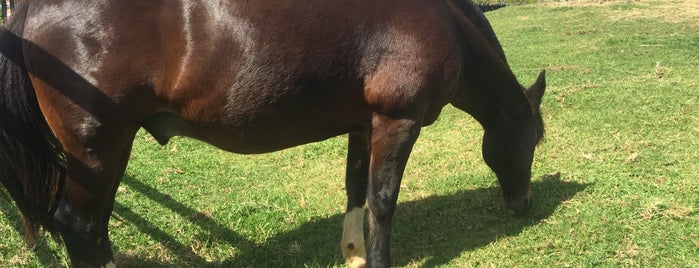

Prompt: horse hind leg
[342,131,370,268]
[98,140,135,268]
[51,121,137,267]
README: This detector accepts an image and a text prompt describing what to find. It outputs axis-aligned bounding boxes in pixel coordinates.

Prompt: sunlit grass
[2,0,698,267]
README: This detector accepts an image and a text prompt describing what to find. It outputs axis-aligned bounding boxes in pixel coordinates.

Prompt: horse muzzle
[504,188,532,216]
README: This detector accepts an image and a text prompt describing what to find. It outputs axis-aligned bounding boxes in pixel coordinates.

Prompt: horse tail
[0,2,66,243]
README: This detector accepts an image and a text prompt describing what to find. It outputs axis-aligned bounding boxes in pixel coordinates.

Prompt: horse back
[22,0,467,153]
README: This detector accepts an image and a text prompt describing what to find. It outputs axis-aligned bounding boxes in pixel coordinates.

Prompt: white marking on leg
[342,207,366,268]
[103,261,116,268]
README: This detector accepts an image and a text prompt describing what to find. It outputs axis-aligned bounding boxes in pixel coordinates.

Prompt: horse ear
[526,70,546,112]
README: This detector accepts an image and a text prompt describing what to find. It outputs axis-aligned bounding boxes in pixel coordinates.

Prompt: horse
[0,0,545,267]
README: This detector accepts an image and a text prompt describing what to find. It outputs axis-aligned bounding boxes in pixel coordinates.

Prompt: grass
[2,0,698,267]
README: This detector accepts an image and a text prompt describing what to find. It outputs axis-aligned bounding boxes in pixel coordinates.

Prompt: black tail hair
[0,1,66,243]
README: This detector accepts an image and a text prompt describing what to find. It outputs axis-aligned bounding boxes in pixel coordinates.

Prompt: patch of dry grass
[542,0,699,25]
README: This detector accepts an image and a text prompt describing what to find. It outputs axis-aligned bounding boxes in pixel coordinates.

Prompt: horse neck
[451,51,530,133]
[446,0,530,132]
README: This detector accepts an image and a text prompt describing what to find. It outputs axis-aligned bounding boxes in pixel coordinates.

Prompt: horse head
[482,70,546,215]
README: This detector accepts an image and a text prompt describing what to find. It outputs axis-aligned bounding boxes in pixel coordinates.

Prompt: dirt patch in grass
[541,0,699,25]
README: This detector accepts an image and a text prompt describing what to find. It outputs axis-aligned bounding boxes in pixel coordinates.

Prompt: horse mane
[446,0,531,122]
[450,0,508,63]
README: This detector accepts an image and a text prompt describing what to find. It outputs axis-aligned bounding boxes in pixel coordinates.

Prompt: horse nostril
[505,196,532,216]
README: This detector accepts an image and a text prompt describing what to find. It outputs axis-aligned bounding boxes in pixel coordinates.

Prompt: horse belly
[145,83,370,154]
[195,109,366,154]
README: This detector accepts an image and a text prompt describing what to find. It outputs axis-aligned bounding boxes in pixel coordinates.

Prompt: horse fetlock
[342,239,367,268]
[342,207,366,268]
[343,244,366,268]
[342,240,366,256]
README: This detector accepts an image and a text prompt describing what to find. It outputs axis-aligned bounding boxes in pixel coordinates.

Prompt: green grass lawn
[2,0,698,267]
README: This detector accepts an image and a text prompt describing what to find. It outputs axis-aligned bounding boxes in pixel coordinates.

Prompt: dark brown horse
[0,0,545,267]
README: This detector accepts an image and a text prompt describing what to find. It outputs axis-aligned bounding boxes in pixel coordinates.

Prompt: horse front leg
[342,131,371,268]
[366,115,420,268]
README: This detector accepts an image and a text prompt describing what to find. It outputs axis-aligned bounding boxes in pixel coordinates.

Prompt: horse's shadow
[114,172,586,267]
[2,173,586,267]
